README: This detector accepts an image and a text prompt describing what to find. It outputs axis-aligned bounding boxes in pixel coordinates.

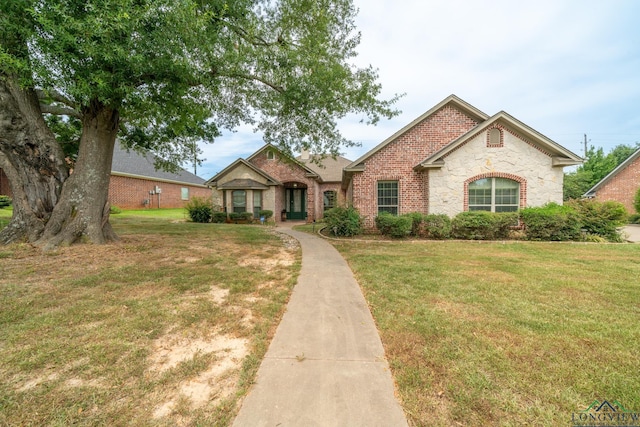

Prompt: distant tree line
[564,143,640,200]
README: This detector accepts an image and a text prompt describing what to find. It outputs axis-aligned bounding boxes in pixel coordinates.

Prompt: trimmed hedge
[635,187,640,214]
[375,212,412,238]
[520,203,581,241]
[324,206,363,237]
[451,211,517,240]
[211,212,227,223]
[422,214,452,239]
[229,212,253,222]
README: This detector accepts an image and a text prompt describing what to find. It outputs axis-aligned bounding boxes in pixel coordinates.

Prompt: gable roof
[205,158,282,187]
[296,154,353,182]
[584,147,640,197]
[112,140,206,186]
[344,94,490,172]
[415,111,583,170]
[247,143,321,180]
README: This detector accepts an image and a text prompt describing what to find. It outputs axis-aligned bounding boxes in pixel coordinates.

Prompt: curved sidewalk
[232,224,408,427]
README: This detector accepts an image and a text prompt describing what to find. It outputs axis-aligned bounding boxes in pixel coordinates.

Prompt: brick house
[0,143,211,210]
[584,147,640,214]
[342,95,583,228]
[109,141,211,209]
[206,144,351,222]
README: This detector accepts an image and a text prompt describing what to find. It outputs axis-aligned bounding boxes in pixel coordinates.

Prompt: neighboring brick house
[206,144,351,222]
[110,141,211,209]
[0,142,211,209]
[584,147,640,214]
[342,95,583,228]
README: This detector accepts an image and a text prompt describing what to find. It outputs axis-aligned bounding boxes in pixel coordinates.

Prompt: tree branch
[217,71,285,93]
[39,103,82,118]
[35,89,76,109]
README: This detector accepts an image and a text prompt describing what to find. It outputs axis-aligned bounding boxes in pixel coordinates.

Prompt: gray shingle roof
[296,154,353,182]
[111,140,206,185]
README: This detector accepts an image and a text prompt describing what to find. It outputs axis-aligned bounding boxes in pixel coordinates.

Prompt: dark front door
[286,188,307,220]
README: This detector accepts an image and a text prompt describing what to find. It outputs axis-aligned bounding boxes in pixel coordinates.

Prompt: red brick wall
[108,175,212,209]
[251,152,318,222]
[0,169,12,197]
[352,105,480,228]
[594,156,640,214]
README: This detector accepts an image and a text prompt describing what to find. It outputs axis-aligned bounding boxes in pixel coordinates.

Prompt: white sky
[194,0,640,178]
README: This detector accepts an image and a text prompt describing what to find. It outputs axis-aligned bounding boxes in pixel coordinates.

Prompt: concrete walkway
[232,223,408,427]
[623,225,640,243]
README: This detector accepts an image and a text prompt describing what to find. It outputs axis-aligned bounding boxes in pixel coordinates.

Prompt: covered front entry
[285,184,307,220]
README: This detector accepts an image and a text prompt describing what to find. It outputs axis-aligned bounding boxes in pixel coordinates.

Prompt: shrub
[185,197,213,223]
[324,206,363,237]
[109,205,122,214]
[520,203,581,241]
[635,187,640,214]
[229,212,253,222]
[422,214,452,239]
[211,212,227,223]
[451,211,517,240]
[0,195,11,209]
[629,213,640,224]
[567,199,628,242]
[404,212,424,237]
[259,210,273,220]
[375,212,412,238]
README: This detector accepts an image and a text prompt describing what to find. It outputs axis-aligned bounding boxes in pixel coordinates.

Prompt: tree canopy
[564,143,640,201]
[0,0,400,247]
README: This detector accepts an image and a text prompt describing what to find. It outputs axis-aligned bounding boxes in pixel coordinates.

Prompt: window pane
[377,181,398,215]
[253,191,262,218]
[324,191,336,210]
[232,190,246,213]
[468,178,519,212]
[181,187,189,200]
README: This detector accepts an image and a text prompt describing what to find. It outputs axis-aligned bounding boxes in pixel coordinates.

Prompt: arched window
[468,178,519,212]
[323,190,337,211]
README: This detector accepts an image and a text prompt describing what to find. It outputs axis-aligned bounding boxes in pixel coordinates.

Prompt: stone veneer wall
[109,175,211,209]
[428,129,563,217]
[351,105,480,228]
[210,163,276,215]
[592,155,640,214]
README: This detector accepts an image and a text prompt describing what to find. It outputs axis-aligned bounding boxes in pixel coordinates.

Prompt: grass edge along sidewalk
[332,239,640,427]
[0,210,300,426]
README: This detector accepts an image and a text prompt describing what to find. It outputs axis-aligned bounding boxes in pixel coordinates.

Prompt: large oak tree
[1,0,399,248]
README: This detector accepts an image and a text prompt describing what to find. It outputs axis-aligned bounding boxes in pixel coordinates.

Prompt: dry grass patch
[0,217,300,426]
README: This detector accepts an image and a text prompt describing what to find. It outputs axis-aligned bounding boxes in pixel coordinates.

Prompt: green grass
[0,215,300,426]
[332,240,640,426]
[0,206,11,230]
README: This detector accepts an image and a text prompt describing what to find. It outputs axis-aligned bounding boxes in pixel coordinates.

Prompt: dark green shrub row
[0,195,11,208]
[211,212,227,223]
[229,212,254,222]
[520,200,627,242]
[520,203,580,241]
[375,212,412,238]
[629,214,640,225]
[324,206,363,237]
[451,211,518,240]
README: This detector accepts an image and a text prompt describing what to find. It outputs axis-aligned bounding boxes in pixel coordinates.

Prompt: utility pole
[583,134,588,157]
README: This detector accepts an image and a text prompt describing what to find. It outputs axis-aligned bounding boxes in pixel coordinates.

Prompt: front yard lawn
[0,215,300,426]
[333,240,640,426]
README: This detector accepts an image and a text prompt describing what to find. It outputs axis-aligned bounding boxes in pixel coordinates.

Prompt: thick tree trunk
[0,77,68,244]
[36,100,119,250]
